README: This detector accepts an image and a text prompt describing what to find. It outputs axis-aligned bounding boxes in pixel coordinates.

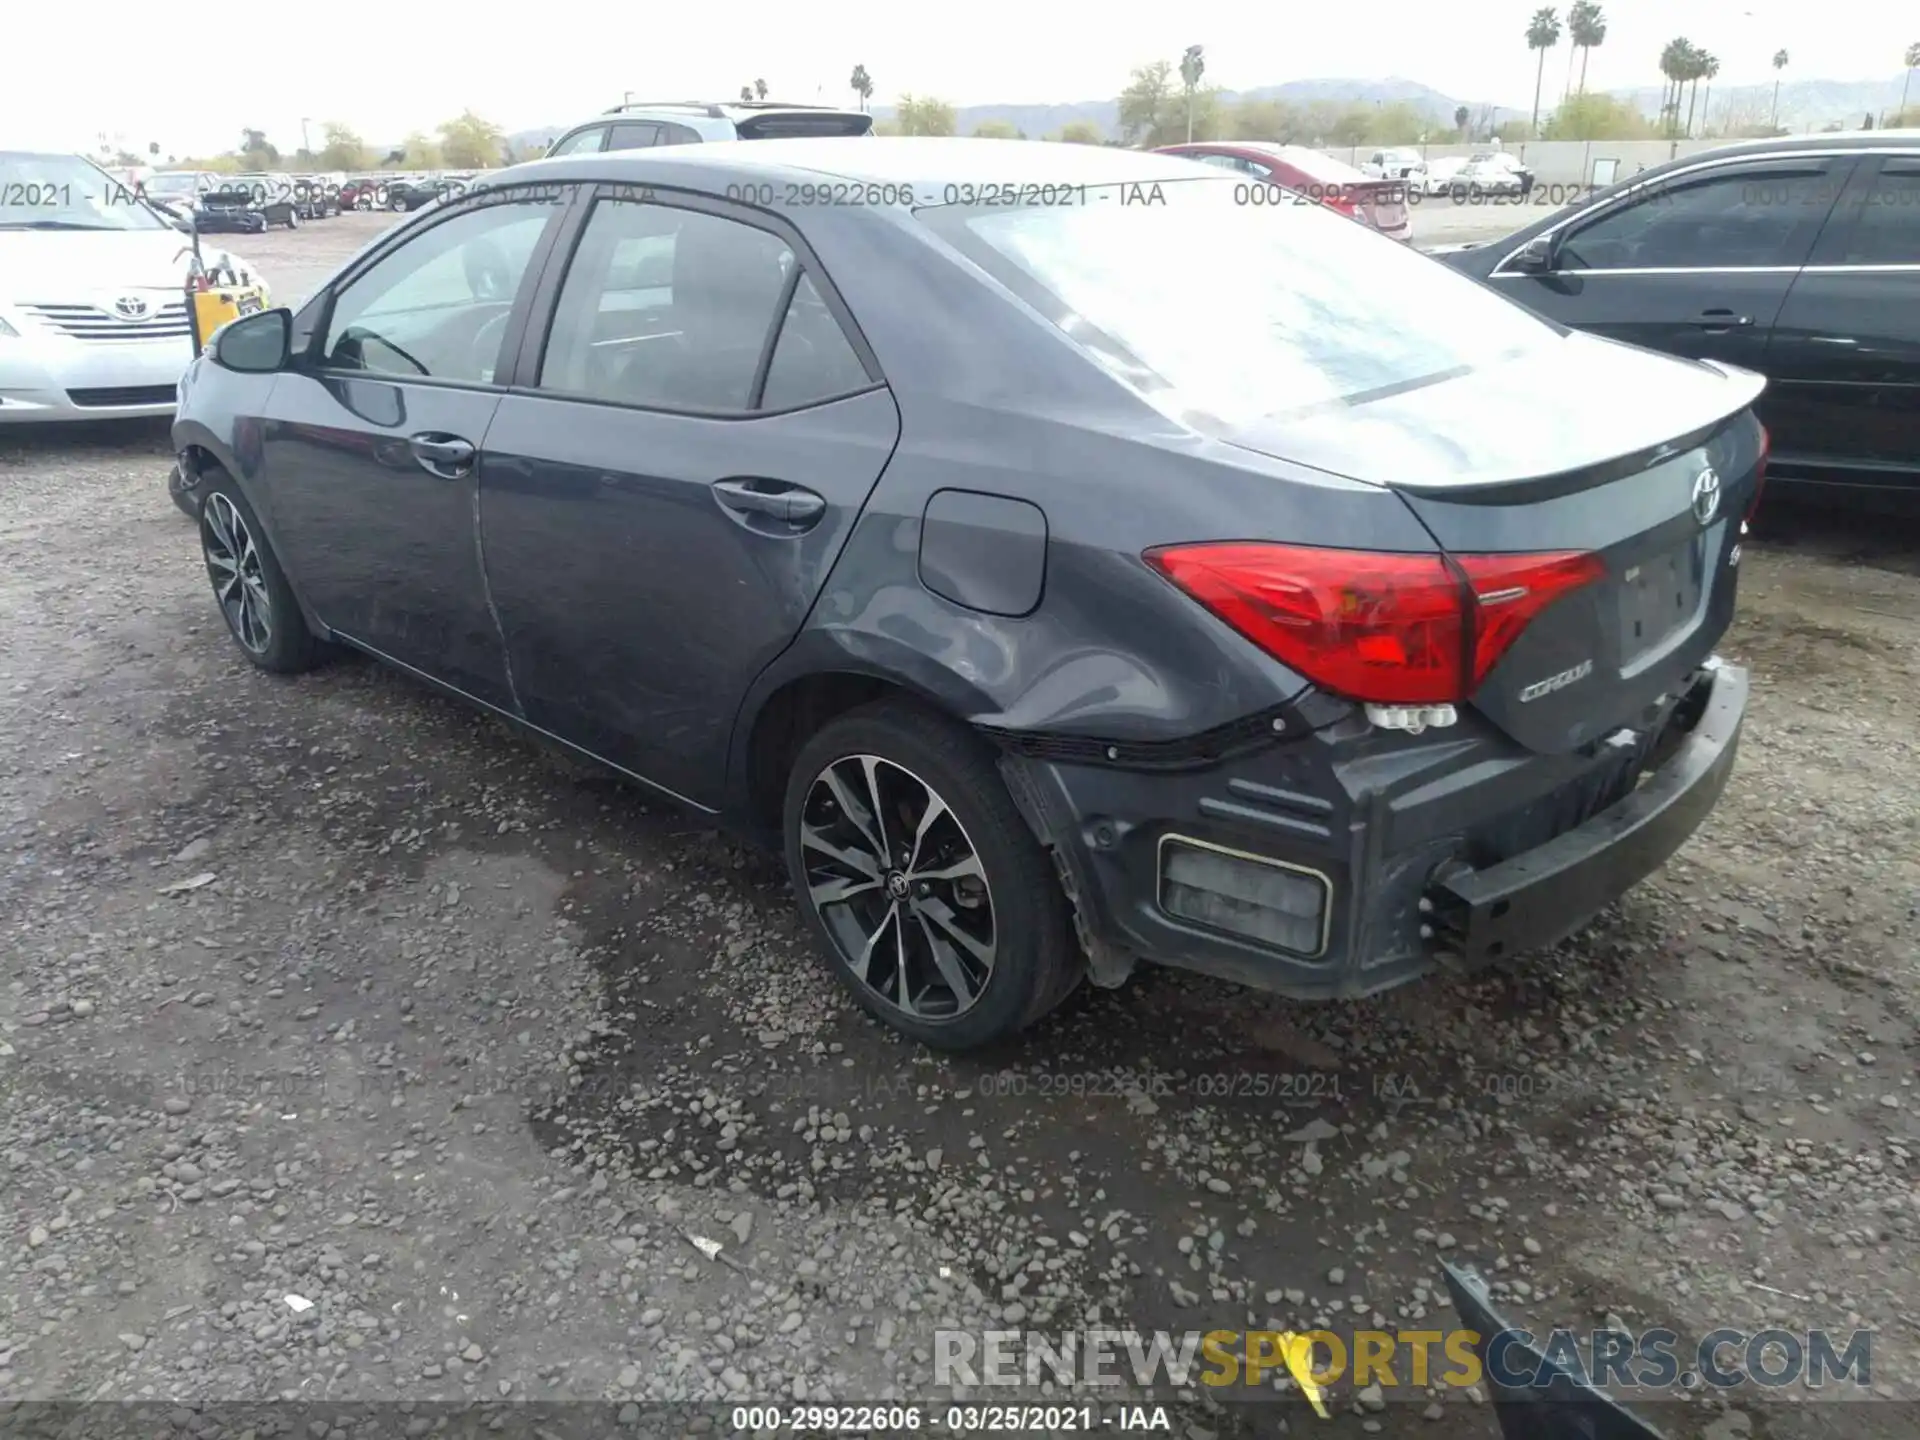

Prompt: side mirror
[1511,235,1556,272]
[212,307,293,373]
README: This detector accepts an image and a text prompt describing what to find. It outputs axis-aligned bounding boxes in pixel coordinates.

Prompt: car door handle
[408,432,475,477]
[1692,309,1753,329]
[711,478,826,527]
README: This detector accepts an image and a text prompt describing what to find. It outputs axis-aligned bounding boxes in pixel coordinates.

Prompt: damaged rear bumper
[995,661,1747,1000]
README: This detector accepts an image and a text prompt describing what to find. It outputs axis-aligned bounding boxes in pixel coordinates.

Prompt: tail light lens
[1146,542,1603,705]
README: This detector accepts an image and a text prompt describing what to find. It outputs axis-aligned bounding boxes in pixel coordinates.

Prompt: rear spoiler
[733,110,874,139]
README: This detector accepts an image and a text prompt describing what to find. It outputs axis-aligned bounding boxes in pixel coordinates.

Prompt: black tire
[196,470,324,675]
[782,700,1082,1051]
[284,209,299,229]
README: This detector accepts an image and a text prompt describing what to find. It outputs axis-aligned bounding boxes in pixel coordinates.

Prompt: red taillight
[1146,542,1603,705]
[1748,425,1770,522]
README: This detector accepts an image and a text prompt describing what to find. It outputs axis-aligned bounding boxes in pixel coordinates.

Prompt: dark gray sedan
[172,138,1764,1050]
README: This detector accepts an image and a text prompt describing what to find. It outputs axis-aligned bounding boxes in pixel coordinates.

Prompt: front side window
[0,151,167,231]
[537,198,801,412]
[1837,160,1920,265]
[321,197,557,383]
[547,127,606,157]
[1556,166,1839,271]
[921,177,1557,430]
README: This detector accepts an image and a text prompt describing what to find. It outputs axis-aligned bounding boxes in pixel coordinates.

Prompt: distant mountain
[1607,75,1914,133]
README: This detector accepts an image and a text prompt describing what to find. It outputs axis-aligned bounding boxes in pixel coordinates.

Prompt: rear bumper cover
[998,662,1747,1001]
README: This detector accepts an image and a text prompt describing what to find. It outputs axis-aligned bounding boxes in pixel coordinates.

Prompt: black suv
[544,99,873,156]
[1441,132,1920,507]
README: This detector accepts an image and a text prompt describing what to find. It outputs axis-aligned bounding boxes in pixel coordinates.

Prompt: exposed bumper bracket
[1425,664,1748,971]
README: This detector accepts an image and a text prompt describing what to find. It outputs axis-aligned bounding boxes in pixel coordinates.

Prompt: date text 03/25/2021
[727,1403,1171,1432]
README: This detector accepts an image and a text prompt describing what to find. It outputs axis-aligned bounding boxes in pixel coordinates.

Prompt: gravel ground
[2,216,1918,1439]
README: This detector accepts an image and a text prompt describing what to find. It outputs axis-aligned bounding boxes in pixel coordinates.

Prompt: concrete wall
[1323,138,1741,187]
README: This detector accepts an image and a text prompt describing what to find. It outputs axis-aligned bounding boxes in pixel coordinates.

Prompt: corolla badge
[110,294,152,321]
[1518,659,1593,703]
[1691,465,1721,526]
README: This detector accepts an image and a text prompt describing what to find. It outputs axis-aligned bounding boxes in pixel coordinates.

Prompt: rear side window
[1558,166,1838,270]
[921,177,1555,428]
[539,199,869,413]
[539,199,789,411]
[607,122,661,151]
[760,273,871,409]
[1836,160,1920,265]
[657,122,702,146]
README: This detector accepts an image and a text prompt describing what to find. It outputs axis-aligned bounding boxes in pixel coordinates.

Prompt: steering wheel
[340,326,431,377]
[470,310,513,376]
[464,238,514,302]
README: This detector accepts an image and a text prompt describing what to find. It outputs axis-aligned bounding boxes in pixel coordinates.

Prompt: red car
[1154,142,1412,243]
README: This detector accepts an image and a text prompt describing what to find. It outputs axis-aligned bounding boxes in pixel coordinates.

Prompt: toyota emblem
[110,294,152,321]
[1690,466,1721,526]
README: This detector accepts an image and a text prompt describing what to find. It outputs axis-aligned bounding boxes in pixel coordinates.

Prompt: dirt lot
[2,214,1918,1439]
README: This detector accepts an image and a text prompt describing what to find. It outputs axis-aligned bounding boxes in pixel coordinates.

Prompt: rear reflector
[1146,542,1603,705]
[1158,836,1328,956]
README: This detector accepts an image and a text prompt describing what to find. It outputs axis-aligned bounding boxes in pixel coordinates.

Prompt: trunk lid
[1224,334,1766,755]
[1352,179,1410,237]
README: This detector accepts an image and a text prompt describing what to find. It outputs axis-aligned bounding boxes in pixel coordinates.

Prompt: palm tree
[1526,8,1562,137]
[1179,45,1206,143]
[1571,2,1607,95]
[754,78,768,101]
[1454,103,1471,136]
[1657,38,1689,136]
[1899,42,1920,126]
[739,85,754,104]
[849,64,873,114]
[1698,53,1720,135]
[1771,49,1789,132]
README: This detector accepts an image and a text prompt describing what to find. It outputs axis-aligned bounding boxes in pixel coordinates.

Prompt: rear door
[477,184,899,807]
[1761,151,1920,487]
[1486,155,1855,374]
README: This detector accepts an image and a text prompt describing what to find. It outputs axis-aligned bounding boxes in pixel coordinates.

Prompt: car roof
[512,135,1212,190]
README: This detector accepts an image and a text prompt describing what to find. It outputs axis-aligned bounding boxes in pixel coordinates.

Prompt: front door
[1762,152,1920,485]
[1488,156,1855,380]
[256,187,568,709]
[478,186,900,807]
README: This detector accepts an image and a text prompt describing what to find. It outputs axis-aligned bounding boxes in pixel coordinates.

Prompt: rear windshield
[919,177,1557,428]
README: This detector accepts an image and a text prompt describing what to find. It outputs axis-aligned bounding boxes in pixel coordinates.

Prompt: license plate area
[237,294,264,315]
[1617,541,1704,665]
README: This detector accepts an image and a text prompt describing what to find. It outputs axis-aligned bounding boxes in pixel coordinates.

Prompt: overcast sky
[6,0,1915,157]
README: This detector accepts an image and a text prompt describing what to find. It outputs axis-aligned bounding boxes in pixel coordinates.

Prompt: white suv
[0,150,264,423]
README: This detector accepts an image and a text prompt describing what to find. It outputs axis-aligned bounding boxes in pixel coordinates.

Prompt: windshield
[0,151,168,231]
[920,177,1558,429]
[145,173,204,196]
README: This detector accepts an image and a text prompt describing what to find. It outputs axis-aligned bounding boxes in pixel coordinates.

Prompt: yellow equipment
[180,222,271,355]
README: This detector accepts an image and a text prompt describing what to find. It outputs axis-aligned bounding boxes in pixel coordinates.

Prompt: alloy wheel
[800,754,995,1021]
[202,493,273,654]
